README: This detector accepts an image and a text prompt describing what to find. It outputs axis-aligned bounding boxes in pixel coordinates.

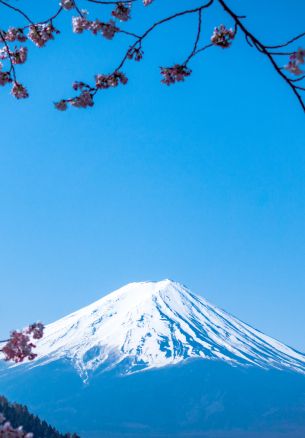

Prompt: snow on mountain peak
[17,280,305,379]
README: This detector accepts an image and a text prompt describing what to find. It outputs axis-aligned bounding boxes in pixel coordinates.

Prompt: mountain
[1,280,305,437]
[15,279,305,378]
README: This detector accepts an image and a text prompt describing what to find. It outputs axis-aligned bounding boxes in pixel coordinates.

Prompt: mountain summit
[24,279,305,379]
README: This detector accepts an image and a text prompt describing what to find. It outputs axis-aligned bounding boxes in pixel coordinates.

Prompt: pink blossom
[61,0,75,10]
[2,331,34,361]
[14,47,28,64]
[70,90,94,108]
[160,64,192,85]
[89,19,103,35]
[295,47,305,64]
[127,46,143,62]
[284,48,305,76]
[211,24,235,48]
[284,61,303,75]
[95,71,128,89]
[1,322,44,362]
[11,82,29,99]
[100,20,119,40]
[0,70,11,86]
[72,81,89,90]
[54,99,68,110]
[26,322,44,339]
[0,48,7,60]
[112,3,131,22]
[4,27,27,42]
[0,414,33,438]
[72,16,91,33]
[72,16,119,39]
[143,0,153,6]
[1,47,29,65]
[28,23,59,47]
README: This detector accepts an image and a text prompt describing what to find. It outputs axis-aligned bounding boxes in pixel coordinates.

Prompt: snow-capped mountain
[18,279,305,379]
[2,280,305,437]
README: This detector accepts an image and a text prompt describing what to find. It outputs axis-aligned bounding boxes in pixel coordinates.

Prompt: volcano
[1,280,305,437]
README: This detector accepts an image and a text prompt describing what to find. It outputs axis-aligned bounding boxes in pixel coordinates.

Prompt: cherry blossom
[0,70,12,86]
[112,3,131,22]
[100,20,119,40]
[88,19,103,35]
[1,323,44,362]
[295,47,305,64]
[211,24,235,48]
[0,47,28,65]
[27,322,44,339]
[12,47,28,65]
[0,0,303,112]
[54,99,68,111]
[160,64,192,85]
[72,80,91,91]
[4,27,27,43]
[72,17,119,39]
[127,46,143,61]
[11,82,29,99]
[54,72,127,110]
[95,71,128,89]
[28,23,59,48]
[284,48,305,76]
[0,414,33,438]
[72,16,91,33]
[70,90,94,108]
[61,0,75,11]
[284,61,303,75]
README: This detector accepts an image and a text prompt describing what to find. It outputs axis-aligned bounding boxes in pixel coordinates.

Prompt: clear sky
[0,1,304,351]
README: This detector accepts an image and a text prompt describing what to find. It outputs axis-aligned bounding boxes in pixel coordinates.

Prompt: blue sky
[0,0,304,350]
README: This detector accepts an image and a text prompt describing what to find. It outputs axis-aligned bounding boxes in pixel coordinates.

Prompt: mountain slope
[13,279,305,379]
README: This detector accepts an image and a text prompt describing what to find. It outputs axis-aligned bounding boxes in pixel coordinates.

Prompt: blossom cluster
[0,69,11,86]
[160,64,192,85]
[61,0,75,10]
[211,24,235,48]
[2,23,58,48]
[11,82,29,99]
[0,0,303,111]
[95,71,128,89]
[112,3,131,22]
[127,46,144,61]
[0,62,28,98]
[54,89,94,110]
[72,16,119,40]
[1,322,44,363]
[0,19,59,101]
[0,413,33,438]
[3,27,27,43]
[28,23,59,48]
[70,90,94,108]
[284,48,305,75]
[54,71,128,111]
[0,47,28,65]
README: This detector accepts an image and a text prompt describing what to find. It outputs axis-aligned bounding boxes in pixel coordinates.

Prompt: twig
[217,0,305,112]
[185,9,203,65]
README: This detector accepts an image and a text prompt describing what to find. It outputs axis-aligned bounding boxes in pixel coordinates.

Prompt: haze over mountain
[1,280,305,437]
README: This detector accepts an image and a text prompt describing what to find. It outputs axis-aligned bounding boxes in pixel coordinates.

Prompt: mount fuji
[1,280,305,437]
